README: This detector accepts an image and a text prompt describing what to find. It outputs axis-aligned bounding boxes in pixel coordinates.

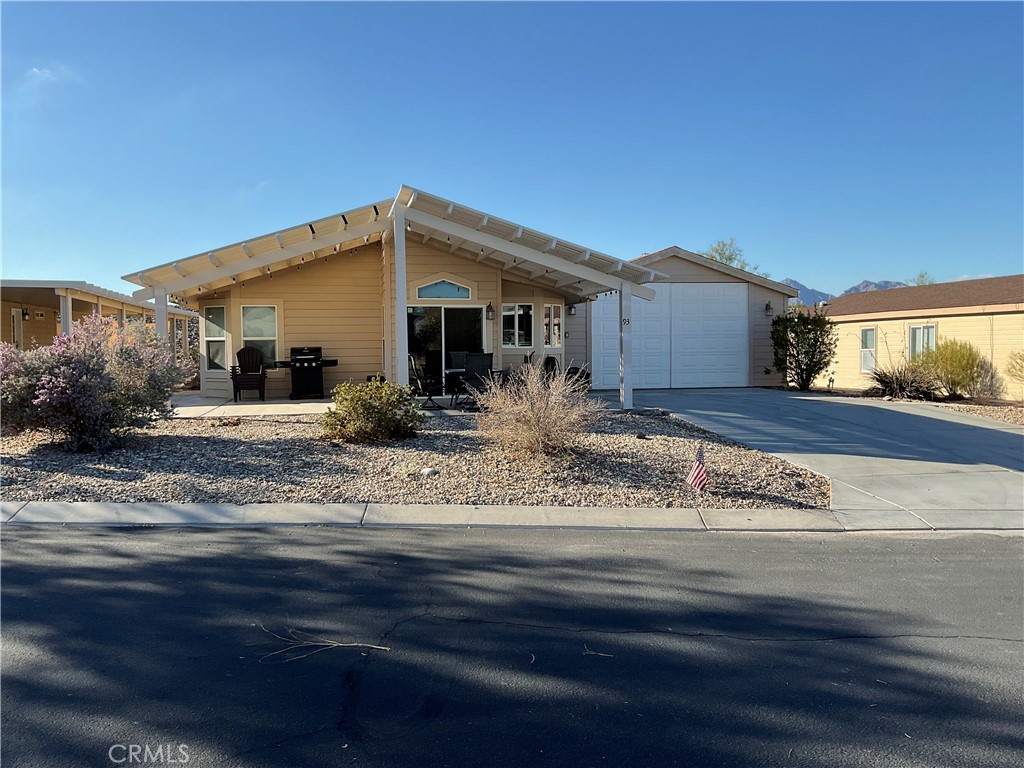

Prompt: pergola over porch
[123,185,662,409]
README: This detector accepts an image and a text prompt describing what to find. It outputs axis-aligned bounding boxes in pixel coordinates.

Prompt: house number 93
[621,318,631,326]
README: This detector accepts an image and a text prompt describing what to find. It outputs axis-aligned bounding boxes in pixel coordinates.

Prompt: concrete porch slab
[699,508,843,531]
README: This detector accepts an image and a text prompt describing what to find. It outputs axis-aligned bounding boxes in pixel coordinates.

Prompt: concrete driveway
[626,389,1024,529]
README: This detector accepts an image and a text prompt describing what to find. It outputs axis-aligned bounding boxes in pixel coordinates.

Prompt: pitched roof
[825,275,1024,317]
[123,185,664,303]
[631,246,799,297]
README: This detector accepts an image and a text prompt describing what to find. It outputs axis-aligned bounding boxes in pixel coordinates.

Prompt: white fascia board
[401,208,655,300]
[131,218,386,300]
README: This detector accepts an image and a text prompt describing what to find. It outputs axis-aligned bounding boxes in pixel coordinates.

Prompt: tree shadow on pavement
[2,527,1022,768]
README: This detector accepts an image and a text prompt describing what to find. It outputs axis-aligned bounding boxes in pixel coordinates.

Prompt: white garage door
[590,283,749,389]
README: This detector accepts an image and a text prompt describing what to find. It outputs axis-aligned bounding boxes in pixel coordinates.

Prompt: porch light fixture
[764,301,774,317]
[485,302,495,321]
[567,305,577,316]
[21,308,30,321]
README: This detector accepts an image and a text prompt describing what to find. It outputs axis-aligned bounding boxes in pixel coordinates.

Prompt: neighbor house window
[204,306,226,371]
[860,327,876,373]
[544,304,563,348]
[908,324,936,360]
[502,304,533,347]
[241,305,278,363]
[417,280,470,299]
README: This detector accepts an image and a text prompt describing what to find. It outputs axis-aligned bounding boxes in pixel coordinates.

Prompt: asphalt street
[2,527,1022,768]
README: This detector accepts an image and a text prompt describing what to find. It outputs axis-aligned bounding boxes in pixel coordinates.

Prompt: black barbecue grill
[275,347,338,399]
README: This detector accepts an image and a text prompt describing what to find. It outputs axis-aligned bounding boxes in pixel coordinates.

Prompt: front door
[408,306,484,381]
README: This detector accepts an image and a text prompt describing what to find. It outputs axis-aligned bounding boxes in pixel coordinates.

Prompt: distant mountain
[841,280,908,295]
[781,279,833,306]
[782,278,911,305]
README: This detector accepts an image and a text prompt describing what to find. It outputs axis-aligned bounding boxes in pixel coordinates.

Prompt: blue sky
[3,1,1022,296]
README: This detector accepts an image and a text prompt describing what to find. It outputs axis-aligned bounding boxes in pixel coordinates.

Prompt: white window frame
[204,305,226,372]
[240,304,279,365]
[543,303,563,349]
[859,326,876,373]
[908,323,936,361]
[501,303,534,348]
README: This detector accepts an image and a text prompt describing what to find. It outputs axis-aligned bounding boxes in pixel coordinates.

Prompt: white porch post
[118,304,127,327]
[393,208,410,385]
[58,290,73,335]
[618,282,633,410]
[154,288,168,340]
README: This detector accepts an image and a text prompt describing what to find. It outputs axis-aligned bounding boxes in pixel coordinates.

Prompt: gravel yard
[0,411,828,509]
[925,401,1024,426]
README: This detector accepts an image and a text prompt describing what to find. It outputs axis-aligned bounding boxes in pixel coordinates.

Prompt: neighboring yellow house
[821,275,1024,401]
[123,186,662,408]
[0,279,193,354]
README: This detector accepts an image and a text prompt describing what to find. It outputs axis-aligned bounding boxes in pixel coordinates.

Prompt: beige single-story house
[821,275,1024,400]
[123,186,664,408]
[563,247,798,389]
[0,279,194,354]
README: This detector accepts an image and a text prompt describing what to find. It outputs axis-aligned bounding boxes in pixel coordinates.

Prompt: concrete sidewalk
[1,501,1020,532]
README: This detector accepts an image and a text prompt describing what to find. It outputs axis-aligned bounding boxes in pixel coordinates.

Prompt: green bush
[918,339,984,398]
[770,309,838,391]
[321,377,424,443]
[866,361,939,400]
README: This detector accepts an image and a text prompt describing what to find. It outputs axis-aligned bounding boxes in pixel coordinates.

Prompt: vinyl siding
[197,245,384,399]
[823,309,1024,401]
[1,301,59,349]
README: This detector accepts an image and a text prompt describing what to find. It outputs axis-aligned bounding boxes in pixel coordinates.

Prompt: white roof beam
[543,238,558,252]
[207,252,222,268]
[449,238,465,253]
[172,263,188,277]
[573,249,591,263]
[401,208,655,300]
[242,243,255,259]
[275,233,285,249]
[131,218,386,300]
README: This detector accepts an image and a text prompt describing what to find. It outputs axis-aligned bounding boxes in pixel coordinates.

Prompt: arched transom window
[417,279,471,300]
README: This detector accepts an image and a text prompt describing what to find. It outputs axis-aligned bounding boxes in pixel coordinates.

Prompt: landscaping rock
[0,412,829,509]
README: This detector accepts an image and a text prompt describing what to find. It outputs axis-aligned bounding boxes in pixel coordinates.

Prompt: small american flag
[686,444,708,492]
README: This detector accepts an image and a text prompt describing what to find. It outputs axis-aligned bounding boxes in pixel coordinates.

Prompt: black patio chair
[542,355,560,380]
[230,346,267,402]
[409,355,444,410]
[452,352,494,409]
[448,351,468,369]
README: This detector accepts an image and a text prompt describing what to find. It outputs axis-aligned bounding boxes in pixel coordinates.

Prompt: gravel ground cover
[925,401,1024,426]
[0,411,828,509]
[819,389,1023,426]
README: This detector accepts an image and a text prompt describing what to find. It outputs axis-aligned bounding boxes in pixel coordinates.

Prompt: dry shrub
[473,364,604,455]
[866,361,939,400]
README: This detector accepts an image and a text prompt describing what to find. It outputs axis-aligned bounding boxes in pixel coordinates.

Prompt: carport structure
[0,279,195,356]
[124,185,663,408]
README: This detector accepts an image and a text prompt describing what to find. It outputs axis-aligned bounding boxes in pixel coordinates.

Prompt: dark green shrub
[770,309,838,391]
[918,339,984,398]
[321,377,424,443]
[866,362,939,400]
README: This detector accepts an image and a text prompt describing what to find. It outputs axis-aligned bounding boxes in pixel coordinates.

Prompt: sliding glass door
[408,306,484,381]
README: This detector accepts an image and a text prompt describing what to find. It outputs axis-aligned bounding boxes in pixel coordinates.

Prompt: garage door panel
[591,283,749,389]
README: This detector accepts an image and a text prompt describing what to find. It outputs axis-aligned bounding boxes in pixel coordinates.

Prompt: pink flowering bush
[0,314,193,451]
